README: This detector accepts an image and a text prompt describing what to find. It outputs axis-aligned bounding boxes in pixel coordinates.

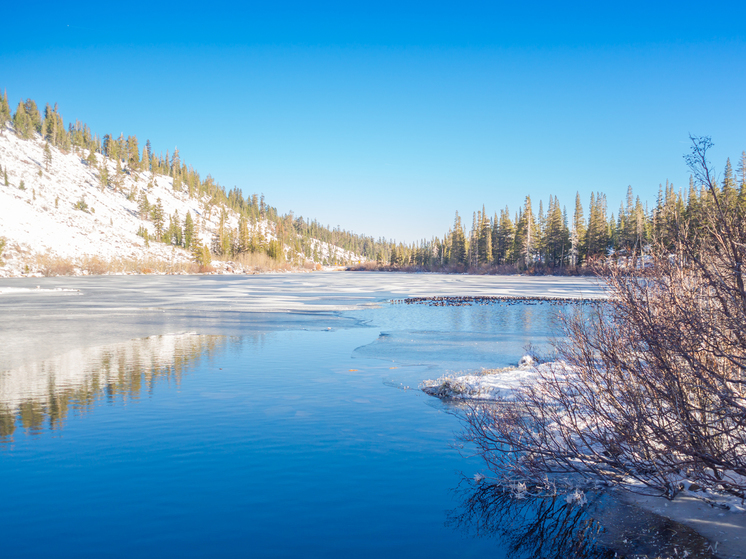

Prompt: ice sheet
[0,273,603,371]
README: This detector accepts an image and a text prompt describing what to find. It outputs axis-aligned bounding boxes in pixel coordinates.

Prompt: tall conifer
[0,90,10,127]
[23,99,42,134]
[450,212,466,265]
[13,101,32,139]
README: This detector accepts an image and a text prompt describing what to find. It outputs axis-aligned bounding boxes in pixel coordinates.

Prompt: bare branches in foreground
[463,137,746,501]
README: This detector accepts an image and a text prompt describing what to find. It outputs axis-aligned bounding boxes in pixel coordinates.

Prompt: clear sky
[2,1,745,243]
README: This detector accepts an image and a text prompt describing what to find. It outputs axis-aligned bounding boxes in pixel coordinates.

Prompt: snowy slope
[0,126,360,276]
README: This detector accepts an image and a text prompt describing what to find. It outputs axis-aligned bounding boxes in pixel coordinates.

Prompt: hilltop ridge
[0,124,366,277]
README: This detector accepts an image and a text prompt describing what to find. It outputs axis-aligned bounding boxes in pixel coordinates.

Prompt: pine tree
[477,205,491,266]
[113,159,124,192]
[237,215,250,254]
[570,192,585,266]
[183,211,195,250]
[468,211,479,267]
[13,101,33,139]
[116,134,125,162]
[191,239,211,268]
[0,90,10,127]
[170,149,180,176]
[737,151,746,207]
[389,245,401,266]
[137,192,150,219]
[450,212,466,265]
[722,158,737,208]
[24,99,42,134]
[152,199,165,241]
[127,135,139,169]
[213,209,231,256]
[43,104,58,144]
[544,195,567,267]
[99,162,109,191]
[537,199,546,259]
[618,185,636,253]
[164,210,181,246]
[492,207,514,265]
[513,196,536,268]
[141,142,150,172]
[585,192,609,260]
[43,142,52,171]
[102,134,112,158]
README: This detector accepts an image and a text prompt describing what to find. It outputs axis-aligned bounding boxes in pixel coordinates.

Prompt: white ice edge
[0,287,79,294]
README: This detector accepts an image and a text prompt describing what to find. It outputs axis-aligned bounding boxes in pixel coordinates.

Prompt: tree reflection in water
[448,478,716,559]
[0,333,234,441]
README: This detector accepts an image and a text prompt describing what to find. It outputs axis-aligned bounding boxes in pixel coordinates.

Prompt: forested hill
[2,92,744,278]
[0,92,394,277]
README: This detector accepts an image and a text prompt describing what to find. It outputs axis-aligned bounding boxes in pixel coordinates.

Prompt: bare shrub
[34,252,76,276]
[347,261,380,271]
[77,255,198,275]
[80,255,109,275]
[230,252,294,273]
[463,137,746,500]
[115,257,198,275]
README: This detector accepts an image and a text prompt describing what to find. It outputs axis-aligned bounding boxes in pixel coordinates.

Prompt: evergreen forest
[2,89,745,274]
[368,159,746,273]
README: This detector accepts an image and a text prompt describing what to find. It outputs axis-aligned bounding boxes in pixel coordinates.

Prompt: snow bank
[0,128,200,275]
[421,356,559,400]
[0,126,361,277]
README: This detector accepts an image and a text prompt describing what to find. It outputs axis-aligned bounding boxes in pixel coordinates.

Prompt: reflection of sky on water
[349,300,579,374]
[1,327,514,558]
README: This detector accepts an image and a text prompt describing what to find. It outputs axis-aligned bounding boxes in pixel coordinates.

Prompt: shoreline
[623,492,745,558]
[421,364,746,557]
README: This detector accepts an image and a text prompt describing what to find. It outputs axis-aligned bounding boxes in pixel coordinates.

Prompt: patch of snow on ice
[0,286,79,295]
[420,356,560,400]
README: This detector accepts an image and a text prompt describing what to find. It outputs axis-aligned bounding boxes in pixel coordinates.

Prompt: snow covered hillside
[0,126,361,277]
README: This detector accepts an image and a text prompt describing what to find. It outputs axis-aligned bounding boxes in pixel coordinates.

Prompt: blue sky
[2,1,745,242]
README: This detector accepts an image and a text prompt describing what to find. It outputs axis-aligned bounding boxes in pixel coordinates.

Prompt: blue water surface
[0,276,706,558]
[0,302,524,558]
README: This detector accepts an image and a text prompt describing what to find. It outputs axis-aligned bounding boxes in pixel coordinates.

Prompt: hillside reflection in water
[0,333,232,440]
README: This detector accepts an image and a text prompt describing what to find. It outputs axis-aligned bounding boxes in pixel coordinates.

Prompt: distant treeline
[357,157,746,274]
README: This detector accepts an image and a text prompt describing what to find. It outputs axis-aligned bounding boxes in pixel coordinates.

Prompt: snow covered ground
[0,126,360,276]
[421,355,544,400]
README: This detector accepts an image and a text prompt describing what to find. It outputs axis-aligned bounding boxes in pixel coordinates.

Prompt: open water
[0,273,713,558]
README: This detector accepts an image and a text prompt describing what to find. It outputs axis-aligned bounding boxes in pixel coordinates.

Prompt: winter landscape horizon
[2,2,746,558]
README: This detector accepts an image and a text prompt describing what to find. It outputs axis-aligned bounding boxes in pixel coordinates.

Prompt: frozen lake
[0,273,712,557]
